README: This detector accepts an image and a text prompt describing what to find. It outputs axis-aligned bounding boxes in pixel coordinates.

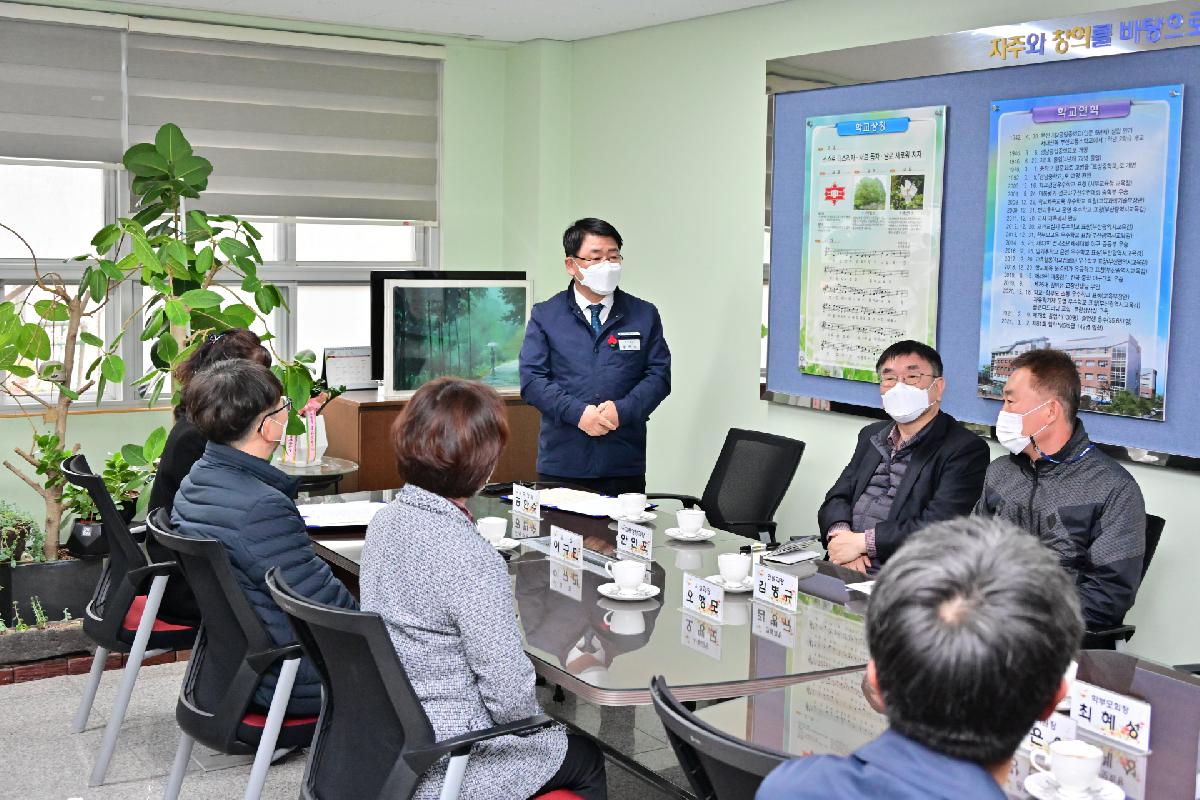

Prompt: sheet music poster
[799,105,946,381]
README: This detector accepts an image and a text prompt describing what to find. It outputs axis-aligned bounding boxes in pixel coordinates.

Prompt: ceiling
[117,0,787,42]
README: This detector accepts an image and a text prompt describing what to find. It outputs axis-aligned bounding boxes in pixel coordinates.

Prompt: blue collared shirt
[756,729,1008,800]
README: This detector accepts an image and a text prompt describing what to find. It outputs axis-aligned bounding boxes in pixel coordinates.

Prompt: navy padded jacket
[172,442,356,715]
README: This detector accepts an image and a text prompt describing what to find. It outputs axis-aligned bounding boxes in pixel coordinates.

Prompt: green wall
[13,0,1196,666]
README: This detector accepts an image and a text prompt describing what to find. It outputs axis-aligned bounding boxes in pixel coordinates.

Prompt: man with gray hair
[757,516,1083,799]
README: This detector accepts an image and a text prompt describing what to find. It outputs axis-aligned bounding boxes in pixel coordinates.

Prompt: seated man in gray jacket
[173,359,356,716]
[974,347,1145,632]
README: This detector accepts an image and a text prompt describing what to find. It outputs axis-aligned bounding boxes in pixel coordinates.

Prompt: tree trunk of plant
[42,299,85,560]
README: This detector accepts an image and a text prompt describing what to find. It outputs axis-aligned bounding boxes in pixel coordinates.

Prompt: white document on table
[845,581,876,596]
[536,488,620,517]
[298,501,386,528]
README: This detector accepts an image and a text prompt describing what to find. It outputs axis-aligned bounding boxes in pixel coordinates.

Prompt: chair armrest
[645,493,702,508]
[129,523,147,543]
[126,561,179,585]
[245,643,305,674]
[411,714,557,759]
[1083,625,1136,648]
[1174,663,1200,674]
[722,519,776,531]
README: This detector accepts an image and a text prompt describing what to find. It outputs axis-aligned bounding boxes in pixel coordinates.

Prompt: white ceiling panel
[114,0,787,42]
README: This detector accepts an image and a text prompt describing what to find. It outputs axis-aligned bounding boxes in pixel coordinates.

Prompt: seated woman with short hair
[361,377,607,800]
[172,359,356,716]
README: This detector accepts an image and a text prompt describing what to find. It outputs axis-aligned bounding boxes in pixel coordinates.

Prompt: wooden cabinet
[322,390,541,491]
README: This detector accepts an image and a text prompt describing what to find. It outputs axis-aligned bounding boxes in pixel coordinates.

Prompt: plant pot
[0,557,101,629]
[0,619,91,665]
[66,519,107,559]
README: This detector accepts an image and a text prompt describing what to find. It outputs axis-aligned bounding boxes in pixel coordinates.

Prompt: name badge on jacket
[617,331,641,351]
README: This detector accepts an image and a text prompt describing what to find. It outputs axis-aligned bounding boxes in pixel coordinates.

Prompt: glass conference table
[307,490,871,707]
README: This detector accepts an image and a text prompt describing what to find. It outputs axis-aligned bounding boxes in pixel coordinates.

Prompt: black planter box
[0,558,101,627]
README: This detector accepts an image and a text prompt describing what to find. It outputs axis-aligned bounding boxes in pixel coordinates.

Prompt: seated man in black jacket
[820,341,990,573]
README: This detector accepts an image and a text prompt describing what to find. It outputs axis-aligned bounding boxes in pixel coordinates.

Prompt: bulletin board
[766,20,1200,457]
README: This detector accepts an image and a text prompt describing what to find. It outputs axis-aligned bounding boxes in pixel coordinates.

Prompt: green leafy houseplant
[0,500,44,565]
[0,123,315,559]
[62,429,163,523]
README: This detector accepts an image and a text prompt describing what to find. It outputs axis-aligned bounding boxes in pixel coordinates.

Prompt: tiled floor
[0,662,685,799]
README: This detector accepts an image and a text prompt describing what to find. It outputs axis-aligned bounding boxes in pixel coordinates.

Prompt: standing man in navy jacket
[520,218,671,495]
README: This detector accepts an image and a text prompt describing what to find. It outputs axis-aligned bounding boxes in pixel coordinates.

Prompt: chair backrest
[700,429,805,539]
[1143,513,1165,581]
[61,454,150,643]
[266,568,441,800]
[650,676,787,800]
[147,508,282,750]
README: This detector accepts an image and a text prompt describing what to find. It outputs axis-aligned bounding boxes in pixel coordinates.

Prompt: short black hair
[1011,348,1081,422]
[563,218,623,257]
[183,360,283,445]
[868,516,1082,766]
[875,340,943,377]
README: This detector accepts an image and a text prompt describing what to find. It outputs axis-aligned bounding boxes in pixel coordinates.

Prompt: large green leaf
[180,289,223,309]
[131,235,162,273]
[143,426,167,463]
[294,349,316,365]
[187,211,213,237]
[124,143,171,178]
[18,323,52,360]
[79,331,104,348]
[254,285,277,313]
[120,444,148,467]
[154,332,179,366]
[33,300,69,322]
[195,246,214,275]
[90,224,121,255]
[218,237,252,260]
[162,239,191,273]
[98,259,124,281]
[164,300,189,327]
[141,308,166,342]
[100,354,124,383]
[154,123,192,164]
[87,268,108,302]
[285,409,306,437]
[130,202,168,229]
[222,303,256,328]
[5,364,33,378]
[284,366,313,414]
[174,154,213,187]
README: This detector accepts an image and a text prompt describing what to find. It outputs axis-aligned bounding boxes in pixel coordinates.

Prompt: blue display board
[767,47,1200,455]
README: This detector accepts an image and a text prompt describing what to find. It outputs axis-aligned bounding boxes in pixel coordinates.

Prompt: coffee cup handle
[603,611,613,625]
[1030,750,1052,774]
[605,561,615,578]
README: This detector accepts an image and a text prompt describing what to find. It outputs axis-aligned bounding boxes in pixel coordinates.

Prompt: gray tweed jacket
[359,484,566,799]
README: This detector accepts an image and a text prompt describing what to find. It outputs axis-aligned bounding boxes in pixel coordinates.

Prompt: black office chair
[1083,513,1165,651]
[62,455,197,787]
[264,568,569,800]
[147,509,315,800]
[648,428,805,543]
[650,676,787,799]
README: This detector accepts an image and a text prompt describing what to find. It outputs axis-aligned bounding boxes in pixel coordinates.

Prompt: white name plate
[616,520,652,560]
[683,573,725,624]
[549,525,583,565]
[511,484,541,518]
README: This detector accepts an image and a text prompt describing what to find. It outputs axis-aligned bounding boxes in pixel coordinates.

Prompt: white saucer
[609,510,658,523]
[597,582,661,601]
[596,596,662,613]
[1024,772,1124,800]
[492,538,520,551]
[705,575,753,593]
[665,527,716,542]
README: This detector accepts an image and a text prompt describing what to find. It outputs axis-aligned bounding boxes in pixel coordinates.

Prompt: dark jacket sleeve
[1079,478,1146,630]
[519,306,587,427]
[148,422,207,517]
[817,425,875,544]
[871,431,991,562]
[614,306,671,423]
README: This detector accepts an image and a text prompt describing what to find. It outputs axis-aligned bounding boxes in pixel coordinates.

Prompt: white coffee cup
[618,493,647,518]
[603,609,646,636]
[677,508,705,534]
[1031,739,1103,796]
[605,559,647,594]
[718,553,752,586]
[476,517,507,544]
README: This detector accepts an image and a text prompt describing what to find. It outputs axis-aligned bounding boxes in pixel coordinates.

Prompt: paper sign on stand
[754,563,799,613]
[751,604,797,648]
[549,525,583,565]
[511,484,541,519]
[1025,713,1077,753]
[510,513,541,540]
[616,520,652,560]
[1070,680,1152,754]
[683,573,725,624]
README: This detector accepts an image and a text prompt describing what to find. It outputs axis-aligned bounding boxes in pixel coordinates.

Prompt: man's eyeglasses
[572,253,623,265]
[879,372,938,389]
[259,396,293,432]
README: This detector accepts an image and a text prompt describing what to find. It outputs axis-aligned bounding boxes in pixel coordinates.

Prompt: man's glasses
[879,372,938,389]
[258,396,293,433]
[572,253,623,265]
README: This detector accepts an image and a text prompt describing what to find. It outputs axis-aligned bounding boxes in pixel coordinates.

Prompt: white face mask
[881,381,934,424]
[995,399,1051,455]
[575,260,622,295]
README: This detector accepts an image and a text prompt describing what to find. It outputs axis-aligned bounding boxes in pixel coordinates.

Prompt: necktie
[587,304,603,336]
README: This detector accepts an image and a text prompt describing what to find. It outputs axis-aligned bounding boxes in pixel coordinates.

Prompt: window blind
[0,19,124,164]
[126,33,440,223]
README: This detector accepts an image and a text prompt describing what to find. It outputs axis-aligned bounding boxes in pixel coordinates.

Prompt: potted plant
[61,431,162,558]
[278,368,346,467]
[0,123,315,658]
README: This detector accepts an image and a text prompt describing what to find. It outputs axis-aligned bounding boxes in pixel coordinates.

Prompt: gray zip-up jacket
[973,421,1145,630]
